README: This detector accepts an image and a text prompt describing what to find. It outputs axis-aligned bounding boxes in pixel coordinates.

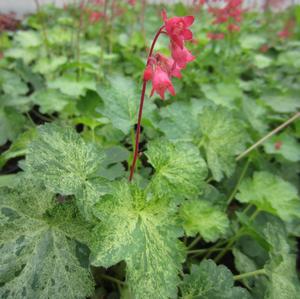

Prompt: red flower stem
[129,26,165,181]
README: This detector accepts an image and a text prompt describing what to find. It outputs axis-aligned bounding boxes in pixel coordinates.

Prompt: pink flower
[227,23,240,32]
[277,19,295,39]
[162,10,194,48]
[150,66,176,100]
[155,53,182,79]
[143,65,153,81]
[207,32,225,40]
[170,42,195,68]
[128,0,136,5]
[89,11,105,23]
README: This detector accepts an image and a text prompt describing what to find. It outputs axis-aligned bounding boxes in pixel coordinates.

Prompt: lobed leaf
[25,123,107,218]
[146,140,207,200]
[97,74,156,135]
[0,182,94,299]
[180,199,229,242]
[199,106,248,181]
[236,171,300,222]
[91,181,185,299]
[180,259,251,299]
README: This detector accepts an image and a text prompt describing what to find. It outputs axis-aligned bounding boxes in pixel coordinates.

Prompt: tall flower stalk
[129,11,196,181]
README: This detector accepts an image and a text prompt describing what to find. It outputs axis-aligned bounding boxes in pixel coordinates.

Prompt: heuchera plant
[129,10,195,181]
[207,0,243,39]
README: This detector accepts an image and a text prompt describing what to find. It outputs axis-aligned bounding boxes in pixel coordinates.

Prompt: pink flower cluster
[144,11,195,99]
[277,18,295,40]
[86,0,135,24]
[207,0,243,40]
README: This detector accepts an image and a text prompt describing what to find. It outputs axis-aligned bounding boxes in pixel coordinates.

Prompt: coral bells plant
[129,10,195,181]
[207,0,243,39]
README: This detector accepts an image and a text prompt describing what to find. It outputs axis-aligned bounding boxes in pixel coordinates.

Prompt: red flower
[162,10,194,48]
[170,42,195,68]
[150,66,176,100]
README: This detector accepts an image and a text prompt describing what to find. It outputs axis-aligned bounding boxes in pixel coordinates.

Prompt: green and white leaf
[180,259,251,299]
[199,106,248,181]
[25,123,107,217]
[236,172,300,222]
[180,199,229,242]
[91,181,185,299]
[146,140,207,200]
[263,223,300,299]
[0,182,94,299]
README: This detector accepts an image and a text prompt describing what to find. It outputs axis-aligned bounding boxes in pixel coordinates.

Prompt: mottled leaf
[180,259,251,299]
[91,181,185,299]
[0,182,94,299]
[263,224,300,299]
[25,123,107,218]
[199,106,248,181]
[146,140,207,200]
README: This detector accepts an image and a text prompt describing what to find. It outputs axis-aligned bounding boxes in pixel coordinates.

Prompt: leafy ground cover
[0,1,300,298]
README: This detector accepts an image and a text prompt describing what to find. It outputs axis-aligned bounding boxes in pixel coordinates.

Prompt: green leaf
[0,128,36,168]
[31,89,70,114]
[180,260,251,299]
[241,97,268,134]
[263,133,300,162]
[0,70,29,96]
[96,74,156,134]
[0,107,26,146]
[14,30,42,48]
[262,90,300,113]
[239,34,266,50]
[236,172,300,222]
[48,75,96,97]
[91,181,185,299]
[277,50,300,68]
[201,83,243,108]
[253,54,272,69]
[159,100,205,143]
[263,223,300,299]
[199,106,248,181]
[233,248,258,275]
[146,140,207,200]
[25,123,107,217]
[0,181,94,299]
[180,199,229,242]
[33,56,67,75]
